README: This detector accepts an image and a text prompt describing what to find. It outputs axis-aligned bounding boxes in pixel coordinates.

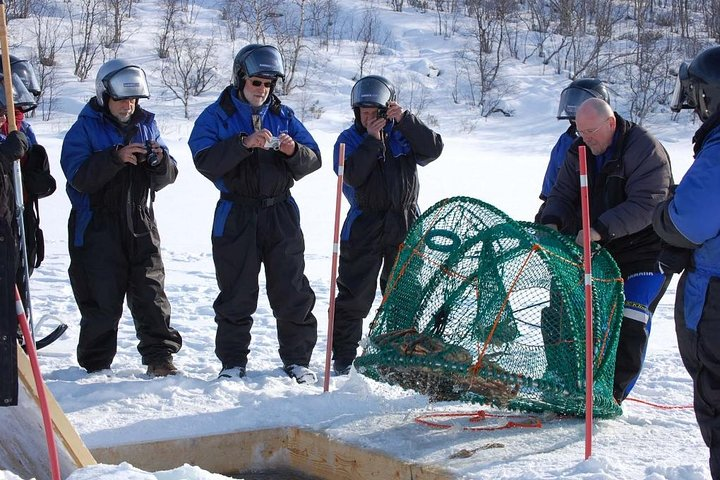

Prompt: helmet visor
[670,62,691,112]
[351,77,393,108]
[243,47,284,79]
[11,59,41,97]
[0,72,37,110]
[103,66,150,101]
[557,87,602,119]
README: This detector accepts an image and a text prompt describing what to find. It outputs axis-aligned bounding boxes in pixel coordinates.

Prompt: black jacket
[541,113,672,275]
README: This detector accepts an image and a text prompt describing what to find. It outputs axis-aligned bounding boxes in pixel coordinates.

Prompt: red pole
[324,143,346,392]
[16,285,62,480]
[578,146,594,459]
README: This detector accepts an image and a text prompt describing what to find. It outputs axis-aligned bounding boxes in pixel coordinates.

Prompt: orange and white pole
[324,143,345,392]
[578,146,594,459]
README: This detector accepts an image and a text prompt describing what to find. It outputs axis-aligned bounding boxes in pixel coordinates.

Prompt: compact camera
[264,137,281,150]
[145,140,160,167]
[376,107,388,119]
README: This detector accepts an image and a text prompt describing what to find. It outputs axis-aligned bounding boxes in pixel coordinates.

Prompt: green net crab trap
[354,196,624,418]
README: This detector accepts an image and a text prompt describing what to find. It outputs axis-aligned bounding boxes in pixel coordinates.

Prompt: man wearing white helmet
[60,59,182,377]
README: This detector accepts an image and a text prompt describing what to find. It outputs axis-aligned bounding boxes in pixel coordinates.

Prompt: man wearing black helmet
[653,45,720,480]
[535,78,609,225]
[60,59,182,377]
[330,75,444,375]
[540,97,673,404]
[189,44,321,384]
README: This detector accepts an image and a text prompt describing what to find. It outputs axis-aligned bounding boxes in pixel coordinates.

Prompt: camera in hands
[376,107,388,119]
[145,140,160,167]
[264,137,281,150]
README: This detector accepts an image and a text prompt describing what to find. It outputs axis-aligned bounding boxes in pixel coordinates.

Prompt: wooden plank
[16,344,97,468]
[286,428,456,480]
[91,427,456,479]
[91,428,289,475]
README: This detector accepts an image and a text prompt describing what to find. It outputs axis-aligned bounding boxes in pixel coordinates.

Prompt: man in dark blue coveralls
[188,44,321,384]
[331,75,444,375]
[653,45,720,480]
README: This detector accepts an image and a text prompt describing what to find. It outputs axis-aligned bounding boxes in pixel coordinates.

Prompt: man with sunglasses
[60,59,182,377]
[540,97,673,404]
[189,44,321,384]
[653,45,720,480]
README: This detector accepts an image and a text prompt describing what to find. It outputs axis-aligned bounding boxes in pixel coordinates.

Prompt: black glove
[658,244,694,274]
[0,130,29,160]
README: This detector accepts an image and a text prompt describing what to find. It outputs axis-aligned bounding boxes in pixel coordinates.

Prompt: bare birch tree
[160,28,219,119]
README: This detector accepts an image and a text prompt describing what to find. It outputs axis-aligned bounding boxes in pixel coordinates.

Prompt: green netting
[355,196,624,418]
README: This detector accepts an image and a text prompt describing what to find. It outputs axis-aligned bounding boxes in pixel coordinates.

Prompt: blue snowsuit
[60,99,181,372]
[653,116,720,480]
[188,86,320,370]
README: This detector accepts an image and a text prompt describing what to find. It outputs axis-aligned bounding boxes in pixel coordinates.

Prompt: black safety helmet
[350,75,396,109]
[232,44,285,88]
[557,78,610,120]
[0,55,40,112]
[0,72,37,112]
[6,55,41,98]
[671,46,720,123]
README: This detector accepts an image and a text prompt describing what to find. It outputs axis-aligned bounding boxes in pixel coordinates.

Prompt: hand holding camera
[243,129,296,155]
[384,101,404,122]
[144,140,162,167]
[118,141,163,166]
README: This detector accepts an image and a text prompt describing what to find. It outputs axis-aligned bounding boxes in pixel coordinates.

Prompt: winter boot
[283,364,317,384]
[218,366,246,379]
[147,358,178,377]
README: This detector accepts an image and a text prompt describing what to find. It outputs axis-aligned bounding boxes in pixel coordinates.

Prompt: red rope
[415,410,542,431]
[624,397,693,410]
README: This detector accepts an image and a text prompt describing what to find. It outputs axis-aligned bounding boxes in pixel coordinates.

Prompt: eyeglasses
[250,79,274,88]
[577,118,610,137]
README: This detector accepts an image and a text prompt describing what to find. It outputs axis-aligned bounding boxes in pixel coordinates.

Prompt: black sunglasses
[250,79,275,88]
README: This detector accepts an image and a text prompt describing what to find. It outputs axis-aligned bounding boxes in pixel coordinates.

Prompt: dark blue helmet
[232,44,285,88]
[557,78,610,120]
[671,46,720,122]
[350,75,395,109]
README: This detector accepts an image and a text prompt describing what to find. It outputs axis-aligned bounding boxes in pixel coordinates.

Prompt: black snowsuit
[331,112,443,366]
[188,87,321,370]
[60,100,182,372]
[541,113,672,401]
[0,131,28,406]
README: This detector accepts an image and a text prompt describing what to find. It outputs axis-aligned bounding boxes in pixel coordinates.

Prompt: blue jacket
[540,125,576,199]
[189,87,320,194]
[60,99,177,246]
[655,124,720,330]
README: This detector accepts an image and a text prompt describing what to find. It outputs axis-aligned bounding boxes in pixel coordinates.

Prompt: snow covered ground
[1,0,712,479]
